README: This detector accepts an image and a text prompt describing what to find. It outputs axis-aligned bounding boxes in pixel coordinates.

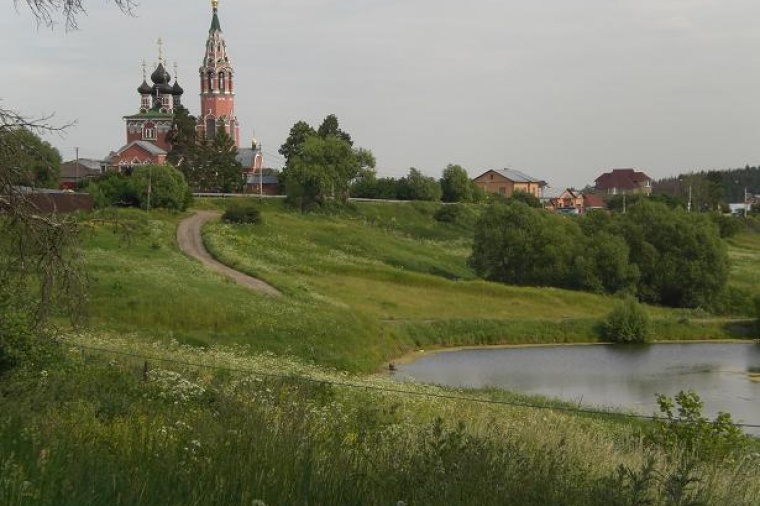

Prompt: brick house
[472,168,546,198]
[594,169,652,196]
[547,188,583,213]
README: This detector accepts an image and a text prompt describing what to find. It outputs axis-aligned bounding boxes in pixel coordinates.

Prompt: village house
[594,168,652,196]
[59,158,103,190]
[472,168,546,198]
[545,188,607,214]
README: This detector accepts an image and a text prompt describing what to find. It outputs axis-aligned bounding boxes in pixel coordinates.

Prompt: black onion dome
[150,63,171,85]
[172,80,184,95]
[137,80,152,95]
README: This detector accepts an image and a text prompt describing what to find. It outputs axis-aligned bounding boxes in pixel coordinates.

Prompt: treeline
[279,115,484,211]
[469,200,733,310]
[351,165,486,203]
[655,165,760,211]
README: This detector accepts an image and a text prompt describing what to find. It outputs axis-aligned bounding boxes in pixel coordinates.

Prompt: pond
[391,342,760,435]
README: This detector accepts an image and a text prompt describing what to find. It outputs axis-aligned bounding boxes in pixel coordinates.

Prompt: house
[59,158,104,189]
[545,188,607,214]
[594,168,652,195]
[104,141,167,173]
[582,193,606,212]
[547,188,584,213]
[472,168,546,198]
[244,173,280,195]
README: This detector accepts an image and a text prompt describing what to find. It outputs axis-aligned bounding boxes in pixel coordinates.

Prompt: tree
[166,105,198,167]
[397,168,442,201]
[85,171,139,208]
[18,0,134,29]
[0,127,61,188]
[1,112,84,373]
[180,127,243,193]
[506,190,542,208]
[131,164,191,211]
[468,201,579,287]
[208,127,243,193]
[440,164,473,203]
[280,117,373,210]
[316,114,353,146]
[282,134,361,211]
[278,120,316,166]
[617,201,729,308]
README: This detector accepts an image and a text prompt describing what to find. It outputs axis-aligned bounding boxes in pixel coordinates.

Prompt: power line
[68,343,760,429]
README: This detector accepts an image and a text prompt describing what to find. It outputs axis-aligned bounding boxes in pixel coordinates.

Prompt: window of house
[219,72,226,92]
[207,72,213,93]
[143,126,156,140]
[499,187,506,194]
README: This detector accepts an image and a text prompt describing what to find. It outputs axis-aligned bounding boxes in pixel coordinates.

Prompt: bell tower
[197,0,240,147]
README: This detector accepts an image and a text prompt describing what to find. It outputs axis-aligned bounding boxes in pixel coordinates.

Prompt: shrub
[709,212,743,238]
[433,204,462,223]
[600,298,651,343]
[222,201,263,224]
[647,390,748,461]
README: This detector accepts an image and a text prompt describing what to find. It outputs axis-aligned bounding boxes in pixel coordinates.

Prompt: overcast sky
[4,0,760,189]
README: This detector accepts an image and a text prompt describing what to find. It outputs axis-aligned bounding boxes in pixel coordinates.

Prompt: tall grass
[2,336,758,505]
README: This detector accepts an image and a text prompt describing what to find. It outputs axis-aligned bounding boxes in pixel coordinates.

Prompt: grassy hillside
[79,201,752,372]
[2,203,759,505]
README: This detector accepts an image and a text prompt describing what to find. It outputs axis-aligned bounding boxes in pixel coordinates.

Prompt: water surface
[392,343,760,433]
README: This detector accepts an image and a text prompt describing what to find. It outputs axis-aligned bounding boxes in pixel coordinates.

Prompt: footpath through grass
[80,202,751,372]
[1,203,759,504]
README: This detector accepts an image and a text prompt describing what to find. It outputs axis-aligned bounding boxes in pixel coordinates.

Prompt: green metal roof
[210,7,221,32]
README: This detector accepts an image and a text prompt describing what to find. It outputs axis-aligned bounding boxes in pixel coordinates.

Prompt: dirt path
[176,211,281,297]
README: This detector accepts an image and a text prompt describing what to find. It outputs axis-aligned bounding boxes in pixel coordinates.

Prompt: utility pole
[75,147,79,191]
[687,184,692,213]
[259,142,263,199]
[147,165,152,213]
[745,187,749,216]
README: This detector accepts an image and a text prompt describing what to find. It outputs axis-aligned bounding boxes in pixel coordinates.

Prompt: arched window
[143,122,156,140]
[207,72,213,93]
[205,118,216,140]
[219,72,226,92]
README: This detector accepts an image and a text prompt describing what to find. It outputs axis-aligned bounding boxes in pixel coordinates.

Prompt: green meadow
[81,200,749,372]
[2,202,759,505]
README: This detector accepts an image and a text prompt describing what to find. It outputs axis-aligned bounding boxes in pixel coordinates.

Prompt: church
[104,0,263,182]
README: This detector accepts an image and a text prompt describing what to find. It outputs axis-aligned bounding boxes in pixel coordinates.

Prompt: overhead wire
[67,343,760,430]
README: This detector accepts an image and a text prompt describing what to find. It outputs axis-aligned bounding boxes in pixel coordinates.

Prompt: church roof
[236,147,261,169]
[210,1,222,32]
[113,140,168,157]
[123,110,174,120]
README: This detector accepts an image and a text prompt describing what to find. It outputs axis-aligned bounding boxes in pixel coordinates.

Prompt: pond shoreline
[383,338,755,374]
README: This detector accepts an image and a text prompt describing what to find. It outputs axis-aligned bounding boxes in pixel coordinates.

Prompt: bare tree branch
[15,0,136,30]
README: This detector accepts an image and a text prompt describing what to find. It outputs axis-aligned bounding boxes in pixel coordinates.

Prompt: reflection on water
[393,343,760,434]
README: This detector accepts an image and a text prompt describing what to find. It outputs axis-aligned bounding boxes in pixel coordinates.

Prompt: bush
[433,204,463,223]
[647,390,748,461]
[710,212,743,238]
[222,201,263,224]
[600,298,651,343]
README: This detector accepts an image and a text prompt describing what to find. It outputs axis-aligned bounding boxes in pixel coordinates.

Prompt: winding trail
[176,211,281,297]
